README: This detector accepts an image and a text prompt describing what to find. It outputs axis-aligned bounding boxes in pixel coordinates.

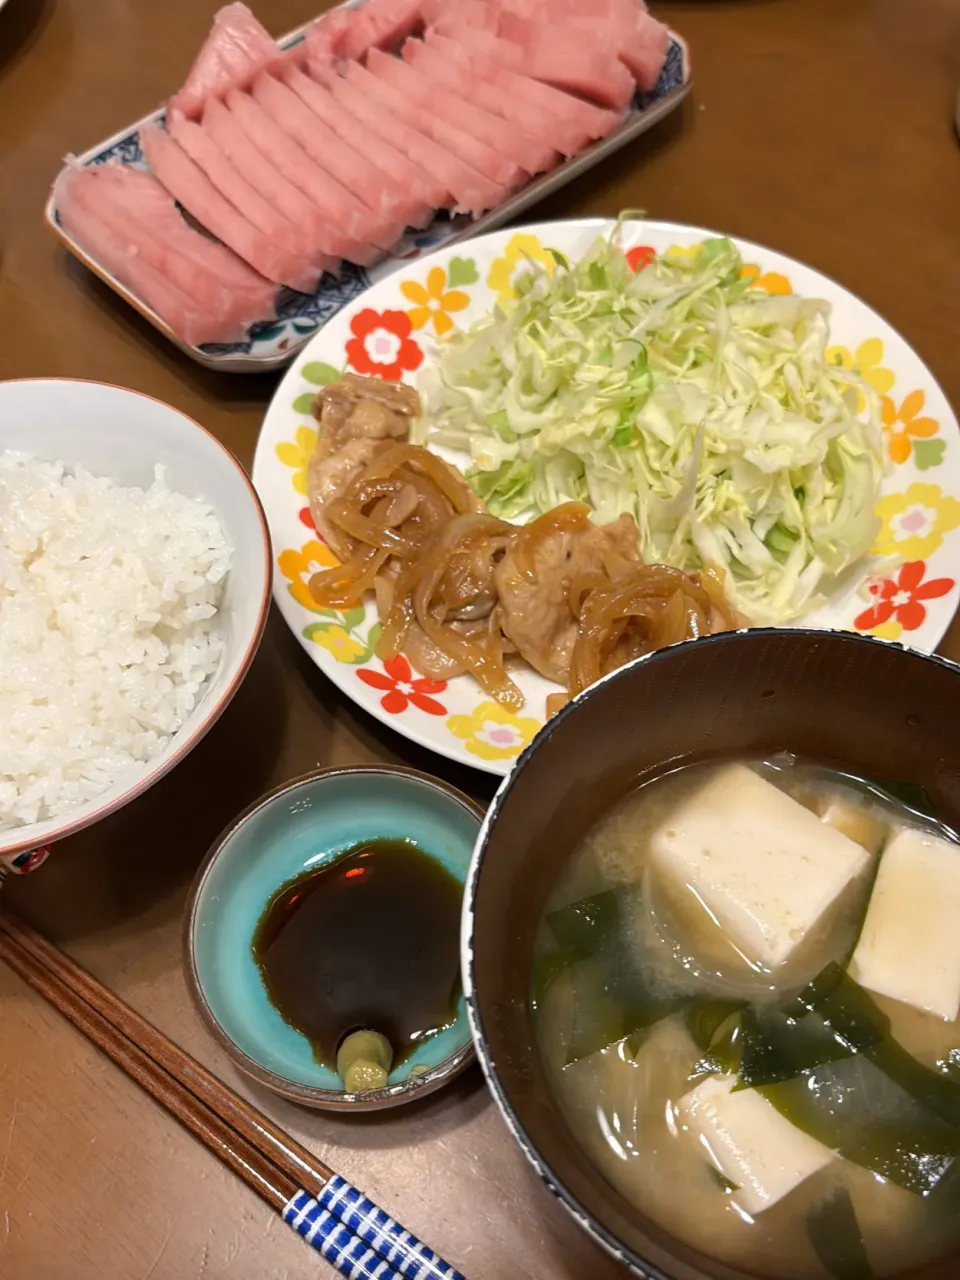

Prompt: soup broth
[532,757,960,1280]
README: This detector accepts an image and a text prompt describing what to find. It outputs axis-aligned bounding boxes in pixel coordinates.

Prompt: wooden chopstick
[0,909,329,1196]
[0,912,467,1280]
[0,928,298,1207]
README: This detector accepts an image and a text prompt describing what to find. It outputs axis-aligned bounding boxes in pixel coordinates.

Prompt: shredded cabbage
[416,228,886,624]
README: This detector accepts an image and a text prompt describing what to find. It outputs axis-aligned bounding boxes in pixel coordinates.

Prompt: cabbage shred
[417,232,885,624]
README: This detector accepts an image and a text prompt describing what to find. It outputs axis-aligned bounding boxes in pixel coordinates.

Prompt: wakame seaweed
[807,1188,875,1280]
[541,885,685,1065]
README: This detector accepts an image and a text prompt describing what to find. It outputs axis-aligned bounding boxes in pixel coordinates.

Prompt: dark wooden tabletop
[2,1,960,1276]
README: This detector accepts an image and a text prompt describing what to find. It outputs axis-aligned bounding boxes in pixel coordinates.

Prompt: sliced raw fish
[495,12,635,109]
[168,3,278,120]
[495,0,670,89]
[315,70,453,211]
[421,0,497,28]
[280,66,438,223]
[166,110,332,276]
[402,38,558,175]
[428,20,523,68]
[364,50,525,190]
[225,87,387,265]
[140,123,317,293]
[54,167,267,346]
[301,8,354,73]
[425,30,620,156]
[372,45,544,177]
[202,97,342,274]
[339,0,424,60]
[63,161,276,309]
[250,73,419,237]
[335,62,508,214]
[612,11,670,90]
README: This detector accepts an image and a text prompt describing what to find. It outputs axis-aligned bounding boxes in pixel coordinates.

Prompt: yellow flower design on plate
[275,425,318,496]
[486,233,556,305]
[873,483,960,561]
[881,390,942,468]
[311,625,367,663]
[825,337,895,410]
[664,243,703,266]
[446,700,540,762]
[278,540,341,612]
[401,264,471,337]
[740,263,792,295]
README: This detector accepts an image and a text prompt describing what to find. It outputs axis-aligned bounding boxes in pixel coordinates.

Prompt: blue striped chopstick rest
[318,1175,466,1280]
[283,1189,402,1279]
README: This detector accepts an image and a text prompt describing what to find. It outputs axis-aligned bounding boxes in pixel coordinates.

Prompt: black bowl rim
[461,627,960,1279]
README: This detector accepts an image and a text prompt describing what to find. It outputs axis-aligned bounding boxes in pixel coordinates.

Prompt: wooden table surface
[2,1,960,1277]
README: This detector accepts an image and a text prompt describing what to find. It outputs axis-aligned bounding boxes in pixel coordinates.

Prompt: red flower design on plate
[299,506,317,532]
[356,654,448,715]
[345,309,423,381]
[625,245,656,272]
[854,561,955,633]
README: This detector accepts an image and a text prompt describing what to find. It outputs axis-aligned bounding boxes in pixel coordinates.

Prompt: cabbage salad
[416,229,886,624]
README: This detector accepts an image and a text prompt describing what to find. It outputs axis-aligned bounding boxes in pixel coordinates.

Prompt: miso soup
[532,757,960,1280]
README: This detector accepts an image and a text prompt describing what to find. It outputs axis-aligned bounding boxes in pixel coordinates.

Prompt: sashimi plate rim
[252,215,960,775]
[42,11,690,373]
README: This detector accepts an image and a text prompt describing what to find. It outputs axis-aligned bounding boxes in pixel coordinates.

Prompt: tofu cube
[650,764,871,969]
[678,1074,834,1216]
[850,826,960,1021]
[817,794,887,855]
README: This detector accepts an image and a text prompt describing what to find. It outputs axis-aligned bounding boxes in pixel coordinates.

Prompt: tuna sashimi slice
[494,0,670,90]
[140,124,317,293]
[201,98,341,275]
[168,3,278,120]
[224,88,385,266]
[402,38,558,175]
[281,65,441,219]
[425,30,620,156]
[364,50,525,190]
[65,161,276,311]
[54,167,269,346]
[250,73,417,239]
[166,110,332,279]
[428,20,522,67]
[316,71,453,211]
[495,12,635,109]
[616,11,671,91]
[339,0,424,60]
[335,62,508,215]
[374,43,543,177]
[421,0,497,28]
[302,8,354,73]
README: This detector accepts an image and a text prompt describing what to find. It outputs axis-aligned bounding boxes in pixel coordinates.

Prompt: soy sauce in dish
[252,838,462,1071]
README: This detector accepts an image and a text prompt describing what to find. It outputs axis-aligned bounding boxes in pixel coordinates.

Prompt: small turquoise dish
[184,764,483,1111]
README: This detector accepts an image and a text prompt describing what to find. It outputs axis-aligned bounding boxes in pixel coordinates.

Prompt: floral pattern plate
[43,7,689,373]
[252,218,960,775]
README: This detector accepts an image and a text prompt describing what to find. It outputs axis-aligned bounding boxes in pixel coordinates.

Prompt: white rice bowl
[0,455,231,830]
[0,380,271,864]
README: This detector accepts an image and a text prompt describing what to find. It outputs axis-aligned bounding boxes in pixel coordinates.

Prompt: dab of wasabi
[337,1030,393,1094]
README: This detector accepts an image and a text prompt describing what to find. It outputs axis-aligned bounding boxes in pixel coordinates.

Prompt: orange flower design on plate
[345,308,423,381]
[277,540,343,612]
[881,390,943,469]
[740,263,792,295]
[854,561,955,641]
[400,261,473,337]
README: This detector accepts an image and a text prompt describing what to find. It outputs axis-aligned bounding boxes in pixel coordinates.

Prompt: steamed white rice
[0,452,232,832]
